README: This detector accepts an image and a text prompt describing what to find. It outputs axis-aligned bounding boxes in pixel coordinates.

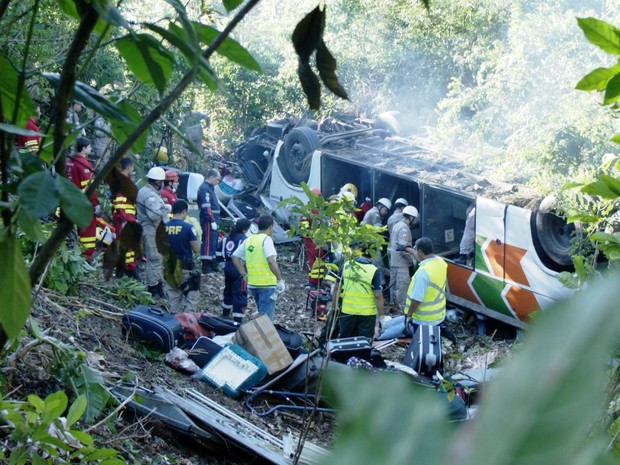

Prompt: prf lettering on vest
[166,225,183,235]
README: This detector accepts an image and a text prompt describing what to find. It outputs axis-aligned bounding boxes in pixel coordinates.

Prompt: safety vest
[340,260,378,316]
[405,256,447,324]
[112,194,136,217]
[244,233,277,287]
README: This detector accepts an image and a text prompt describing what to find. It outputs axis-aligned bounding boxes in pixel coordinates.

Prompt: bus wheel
[278,127,321,185]
[531,195,577,270]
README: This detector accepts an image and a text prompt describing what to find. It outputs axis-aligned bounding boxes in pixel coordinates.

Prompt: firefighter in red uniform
[161,170,179,206]
[16,105,41,156]
[301,187,326,288]
[112,158,138,278]
[66,137,99,260]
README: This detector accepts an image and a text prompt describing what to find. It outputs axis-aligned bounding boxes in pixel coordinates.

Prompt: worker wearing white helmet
[136,166,172,298]
[361,197,392,227]
[387,197,409,235]
[389,205,419,310]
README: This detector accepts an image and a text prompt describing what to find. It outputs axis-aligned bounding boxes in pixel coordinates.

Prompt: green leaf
[70,429,94,445]
[576,65,620,91]
[0,123,43,137]
[603,72,620,104]
[581,180,619,199]
[43,391,68,423]
[92,1,128,30]
[450,276,620,465]
[590,231,620,244]
[27,394,45,412]
[577,17,620,55]
[193,23,261,72]
[31,452,46,465]
[223,0,244,11]
[0,237,31,340]
[57,0,80,21]
[41,74,131,124]
[56,176,93,229]
[17,209,46,243]
[66,395,87,427]
[292,6,325,60]
[17,171,58,219]
[0,55,35,127]
[110,100,147,154]
[598,173,620,196]
[611,132,620,145]
[316,40,348,100]
[557,271,580,290]
[116,34,175,94]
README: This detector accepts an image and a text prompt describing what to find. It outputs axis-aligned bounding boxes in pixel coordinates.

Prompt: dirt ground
[1,242,514,464]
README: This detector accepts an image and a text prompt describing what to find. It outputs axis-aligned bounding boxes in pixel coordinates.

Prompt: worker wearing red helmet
[161,170,179,206]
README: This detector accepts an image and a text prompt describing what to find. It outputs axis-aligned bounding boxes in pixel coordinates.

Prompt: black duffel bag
[274,324,307,359]
[197,315,241,335]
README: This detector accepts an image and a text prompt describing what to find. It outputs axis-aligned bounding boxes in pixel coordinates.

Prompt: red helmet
[165,170,179,181]
[310,187,322,196]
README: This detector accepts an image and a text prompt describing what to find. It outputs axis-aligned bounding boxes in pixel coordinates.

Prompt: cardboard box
[232,314,293,374]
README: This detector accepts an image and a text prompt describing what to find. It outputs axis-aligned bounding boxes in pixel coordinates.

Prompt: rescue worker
[197,169,222,273]
[111,158,138,279]
[332,241,385,340]
[302,187,326,288]
[66,101,85,136]
[456,204,476,264]
[361,198,392,227]
[164,200,201,313]
[17,104,41,156]
[222,218,252,322]
[405,237,448,330]
[136,166,171,298]
[232,215,285,321]
[161,170,179,206]
[387,198,409,235]
[66,137,99,261]
[389,205,419,310]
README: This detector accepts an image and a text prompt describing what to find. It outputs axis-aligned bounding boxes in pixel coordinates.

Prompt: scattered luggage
[403,324,442,376]
[174,312,212,345]
[187,336,223,369]
[274,324,306,359]
[232,314,294,375]
[326,336,372,364]
[198,315,241,335]
[200,344,267,398]
[121,305,183,352]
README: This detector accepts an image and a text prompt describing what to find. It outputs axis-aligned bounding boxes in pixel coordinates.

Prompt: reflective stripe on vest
[245,233,277,287]
[405,256,447,324]
[113,195,136,216]
[341,261,378,316]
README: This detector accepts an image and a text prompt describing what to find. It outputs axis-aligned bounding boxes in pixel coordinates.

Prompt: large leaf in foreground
[451,274,620,465]
[0,237,31,340]
[56,176,93,229]
[17,171,58,219]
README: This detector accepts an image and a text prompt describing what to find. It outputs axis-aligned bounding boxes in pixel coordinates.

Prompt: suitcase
[187,336,223,369]
[403,324,442,376]
[121,306,183,352]
[326,336,372,363]
[198,315,241,335]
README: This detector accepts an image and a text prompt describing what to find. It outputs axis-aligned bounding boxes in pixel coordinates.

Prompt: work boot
[148,282,165,299]
[221,307,232,319]
[202,259,215,274]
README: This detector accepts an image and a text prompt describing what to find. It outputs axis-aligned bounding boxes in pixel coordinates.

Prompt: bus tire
[531,195,577,270]
[278,127,321,185]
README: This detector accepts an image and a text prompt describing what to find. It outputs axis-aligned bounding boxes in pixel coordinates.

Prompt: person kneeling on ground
[332,241,386,341]
[222,218,251,323]
[164,200,201,313]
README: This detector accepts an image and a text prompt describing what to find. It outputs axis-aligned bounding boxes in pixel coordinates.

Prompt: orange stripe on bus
[504,285,539,320]
[485,241,530,287]
[447,264,479,304]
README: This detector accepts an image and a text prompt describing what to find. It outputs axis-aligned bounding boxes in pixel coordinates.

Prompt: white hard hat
[377,198,392,210]
[146,166,166,181]
[395,198,408,207]
[403,205,418,218]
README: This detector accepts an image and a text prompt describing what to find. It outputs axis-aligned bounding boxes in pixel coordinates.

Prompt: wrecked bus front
[241,117,575,327]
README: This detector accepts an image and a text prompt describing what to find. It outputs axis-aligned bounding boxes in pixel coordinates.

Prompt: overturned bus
[236,115,576,328]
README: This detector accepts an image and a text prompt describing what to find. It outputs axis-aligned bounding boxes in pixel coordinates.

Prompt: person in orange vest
[17,104,41,156]
[112,158,138,279]
[161,170,179,206]
[66,137,99,261]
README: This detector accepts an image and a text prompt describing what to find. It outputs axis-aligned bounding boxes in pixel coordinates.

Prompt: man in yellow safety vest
[232,215,285,320]
[404,237,448,330]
